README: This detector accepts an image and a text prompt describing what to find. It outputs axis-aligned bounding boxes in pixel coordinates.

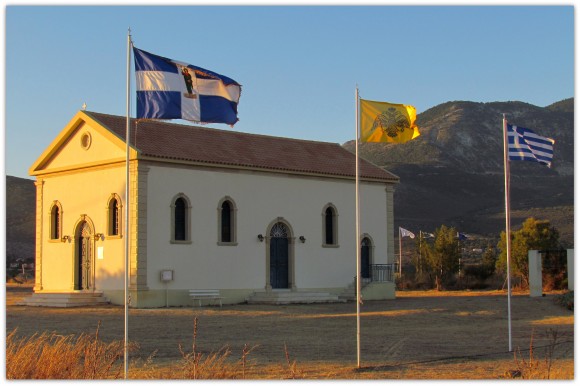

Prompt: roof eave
[138,155,399,183]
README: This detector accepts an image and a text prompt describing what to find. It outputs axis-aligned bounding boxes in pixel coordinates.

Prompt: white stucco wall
[144,164,392,293]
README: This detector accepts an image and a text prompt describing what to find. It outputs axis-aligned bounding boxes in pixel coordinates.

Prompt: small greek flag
[133,47,241,126]
[507,124,555,167]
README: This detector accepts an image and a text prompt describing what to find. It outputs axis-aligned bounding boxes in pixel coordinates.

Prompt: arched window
[49,201,63,240]
[325,207,334,244]
[107,194,122,237]
[171,194,191,243]
[217,197,237,245]
[221,201,232,242]
[174,198,186,241]
[322,204,338,247]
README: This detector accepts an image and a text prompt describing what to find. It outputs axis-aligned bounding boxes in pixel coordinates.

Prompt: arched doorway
[75,220,93,290]
[361,237,371,279]
[269,222,290,289]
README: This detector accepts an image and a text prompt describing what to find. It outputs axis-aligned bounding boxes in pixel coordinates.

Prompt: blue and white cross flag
[507,124,555,167]
[133,47,241,126]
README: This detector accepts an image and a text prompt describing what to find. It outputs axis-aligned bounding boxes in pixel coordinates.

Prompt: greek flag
[507,124,555,167]
[133,47,241,126]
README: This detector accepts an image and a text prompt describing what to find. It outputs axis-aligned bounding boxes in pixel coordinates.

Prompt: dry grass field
[5,285,574,379]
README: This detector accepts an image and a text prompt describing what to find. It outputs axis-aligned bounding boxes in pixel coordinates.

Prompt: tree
[481,244,498,278]
[412,234,431,275]
[425,225,461,290]
[496,217,560,288]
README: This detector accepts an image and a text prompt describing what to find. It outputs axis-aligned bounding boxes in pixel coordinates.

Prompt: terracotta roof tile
[85,111,398,182]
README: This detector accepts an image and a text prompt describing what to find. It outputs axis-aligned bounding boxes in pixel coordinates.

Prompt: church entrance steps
[247,289,346,304]
[18,291,110,307]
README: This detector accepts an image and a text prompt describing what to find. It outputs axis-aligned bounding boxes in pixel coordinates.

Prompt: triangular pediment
[29,111,137,176]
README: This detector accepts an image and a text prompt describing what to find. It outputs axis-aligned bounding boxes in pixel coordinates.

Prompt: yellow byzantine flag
[360,99,420,143]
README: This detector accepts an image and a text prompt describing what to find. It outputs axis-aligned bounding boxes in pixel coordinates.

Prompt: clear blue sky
[4,4,574,179]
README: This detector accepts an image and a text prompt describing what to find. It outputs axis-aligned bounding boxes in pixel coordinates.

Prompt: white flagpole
[124,28,132,378]
[419,231,422,274]
[355,86,361,368]
[398,227,402,276]
[502,114,513,352]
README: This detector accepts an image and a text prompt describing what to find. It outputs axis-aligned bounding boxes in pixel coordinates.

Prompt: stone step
[337,279,385,302]
[18,292,110,308]
[338,280,365,302]
[247,290,345,304]
[338,294,356,301]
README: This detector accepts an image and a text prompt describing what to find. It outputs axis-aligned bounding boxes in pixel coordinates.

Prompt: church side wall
[141,164,393,305]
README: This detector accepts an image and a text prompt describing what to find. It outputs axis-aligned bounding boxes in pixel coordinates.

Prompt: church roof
[84,111,399,183]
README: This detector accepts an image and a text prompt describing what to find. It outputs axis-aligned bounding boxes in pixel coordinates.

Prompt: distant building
[28,111,399,307]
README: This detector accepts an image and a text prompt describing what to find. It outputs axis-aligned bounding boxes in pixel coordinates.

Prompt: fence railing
[354,263,395,287]
[370,264,395,282]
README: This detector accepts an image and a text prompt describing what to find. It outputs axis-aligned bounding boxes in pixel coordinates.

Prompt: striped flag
[133,47,241,126]
[400,227,415,238]
[507,124,555,167]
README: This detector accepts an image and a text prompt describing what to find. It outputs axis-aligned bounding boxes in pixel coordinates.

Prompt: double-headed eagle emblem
[371,107,411,138]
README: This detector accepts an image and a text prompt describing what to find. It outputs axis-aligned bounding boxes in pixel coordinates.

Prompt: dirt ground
[5,285,574,379]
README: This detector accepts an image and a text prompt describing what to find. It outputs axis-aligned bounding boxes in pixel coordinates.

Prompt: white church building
[27,110,399,307]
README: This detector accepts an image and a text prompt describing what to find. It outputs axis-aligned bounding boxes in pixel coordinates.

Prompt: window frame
[106,193,123,239]
[217,196,238,246]
[321,203,339,248]
[170,193,192,244]
[49,201,63,242]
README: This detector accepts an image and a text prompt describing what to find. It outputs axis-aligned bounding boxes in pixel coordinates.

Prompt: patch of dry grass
[8,323,573,380]
[6,322,128,379]
[509,328,572,379]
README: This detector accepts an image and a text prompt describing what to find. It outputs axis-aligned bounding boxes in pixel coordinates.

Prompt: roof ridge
[81,110,399,182]
[84,110,342,147]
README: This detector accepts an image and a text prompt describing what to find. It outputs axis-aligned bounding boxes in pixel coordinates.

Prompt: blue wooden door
[270,237,289,288]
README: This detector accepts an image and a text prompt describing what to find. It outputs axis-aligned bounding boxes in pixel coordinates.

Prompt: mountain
[344,98,574,246]
[6,176,36,261]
